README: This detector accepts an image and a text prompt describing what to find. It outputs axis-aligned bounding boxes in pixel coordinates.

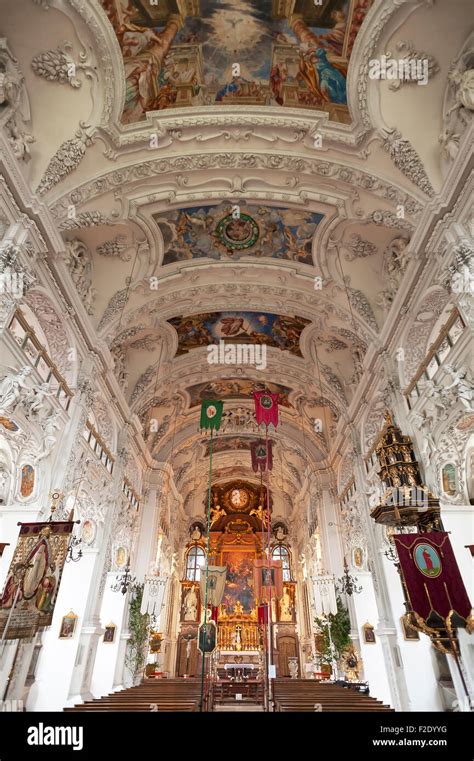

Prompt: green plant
[125,584,150,678]
[314,595,351,665]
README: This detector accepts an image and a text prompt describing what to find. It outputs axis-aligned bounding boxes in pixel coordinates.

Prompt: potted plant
[314,596,351,677]
[125,584,150,685]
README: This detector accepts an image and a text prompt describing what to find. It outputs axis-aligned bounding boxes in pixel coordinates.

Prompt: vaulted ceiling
[2,0,471,524]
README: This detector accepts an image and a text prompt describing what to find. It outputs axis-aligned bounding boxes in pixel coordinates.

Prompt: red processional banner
[393,532,472,626]
[258,603,269,625]
[250,440,273,473]
[253,559,283,603]
[254,392,279,428]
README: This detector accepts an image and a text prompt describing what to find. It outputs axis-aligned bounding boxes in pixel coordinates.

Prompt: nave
[0,1,472,742]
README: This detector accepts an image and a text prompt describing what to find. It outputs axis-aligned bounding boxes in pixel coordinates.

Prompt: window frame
[185,545,206,581]
[272,544,292,582]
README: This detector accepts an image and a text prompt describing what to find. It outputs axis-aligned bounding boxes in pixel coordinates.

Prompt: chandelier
[66,536,83,563]
[111,563,137,595]
[336,557,362,596]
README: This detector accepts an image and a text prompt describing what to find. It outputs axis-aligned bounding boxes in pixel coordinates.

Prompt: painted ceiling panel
[101,0,373,121]
[154,203,324,265]
[168,311,310,356]
[186,379,293,408]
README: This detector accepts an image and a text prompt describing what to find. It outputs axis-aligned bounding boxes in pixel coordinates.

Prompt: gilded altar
[217,601,260,651]
[176,480,299,675]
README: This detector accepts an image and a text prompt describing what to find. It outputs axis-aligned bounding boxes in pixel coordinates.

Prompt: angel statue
[35,411,61,463]
[443,365,473,411]
[23,382,55,418]
[0,366,33,413]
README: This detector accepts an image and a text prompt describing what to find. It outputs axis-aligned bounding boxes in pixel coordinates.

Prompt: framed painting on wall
[362,623,376,644]
[59,611,77,639]
[19,463,35,499]
[401,616,420,641]
[441,463,457,496]
[103,623,116,643]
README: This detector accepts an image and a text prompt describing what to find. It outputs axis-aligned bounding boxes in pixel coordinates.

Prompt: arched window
[272,545,291,581]
[186,546,205,581]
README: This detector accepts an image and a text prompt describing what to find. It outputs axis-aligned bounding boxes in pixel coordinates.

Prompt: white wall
[350,571,394,707]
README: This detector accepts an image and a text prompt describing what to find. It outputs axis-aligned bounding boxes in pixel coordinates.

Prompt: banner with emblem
[254,392,279,429]
[200,400,223,432]
[253,559,283,603]
[140,576,167,616]
[0,521,74,639]
[199,566,227,608]
[394,532,472,628]
[250,439,273,473]
[311,574,338,617]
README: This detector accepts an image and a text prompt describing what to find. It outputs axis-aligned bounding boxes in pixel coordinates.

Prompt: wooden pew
[272,679,393,712]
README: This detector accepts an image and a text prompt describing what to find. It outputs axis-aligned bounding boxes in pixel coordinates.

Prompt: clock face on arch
[229,488,249,510]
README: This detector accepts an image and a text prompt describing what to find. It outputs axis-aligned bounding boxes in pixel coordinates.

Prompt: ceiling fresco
[202,436,274,458]
[186,379,293,408]
[168,311,310,357]
[101,0,373,122]
[154,203,324,265]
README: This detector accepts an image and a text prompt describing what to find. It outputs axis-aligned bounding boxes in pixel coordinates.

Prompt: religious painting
[0,521,74,640]
[101,0,372,123]
[261,567,275,587]
[169,312,310,357]
[103,623,116,643]
[154,204,323,265]
[187,379,292,409]
[413,542,442,579]
[362,623,376,644]
[115,546,128,569]
[221,551,255,614]
[441,463,457,497]
[278,584,296,623]
[401,616,420,641]
[352,546,364,569]
[203,437,251,458]
[59,610,78,639]
[455,414,474,432]
[19,464,35,499]
[81,519,96,546]
[0,416,19,432]
[181,584,199,623]
[198,621,217,654]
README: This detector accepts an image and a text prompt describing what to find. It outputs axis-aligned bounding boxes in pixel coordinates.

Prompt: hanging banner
[199,566,227,608]
[258,603,269,625]
[0,521,74,640]
[250,439,273,473]
[311,574,338,617]
[394,532,472,627]
[254,392,279,429]
[253,559,283,603]
[140,576,167,616]
[200,400,224,432]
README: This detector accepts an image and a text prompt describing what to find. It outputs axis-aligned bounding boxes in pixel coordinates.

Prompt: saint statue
[280,589,293,621]
[183,586,198,621]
